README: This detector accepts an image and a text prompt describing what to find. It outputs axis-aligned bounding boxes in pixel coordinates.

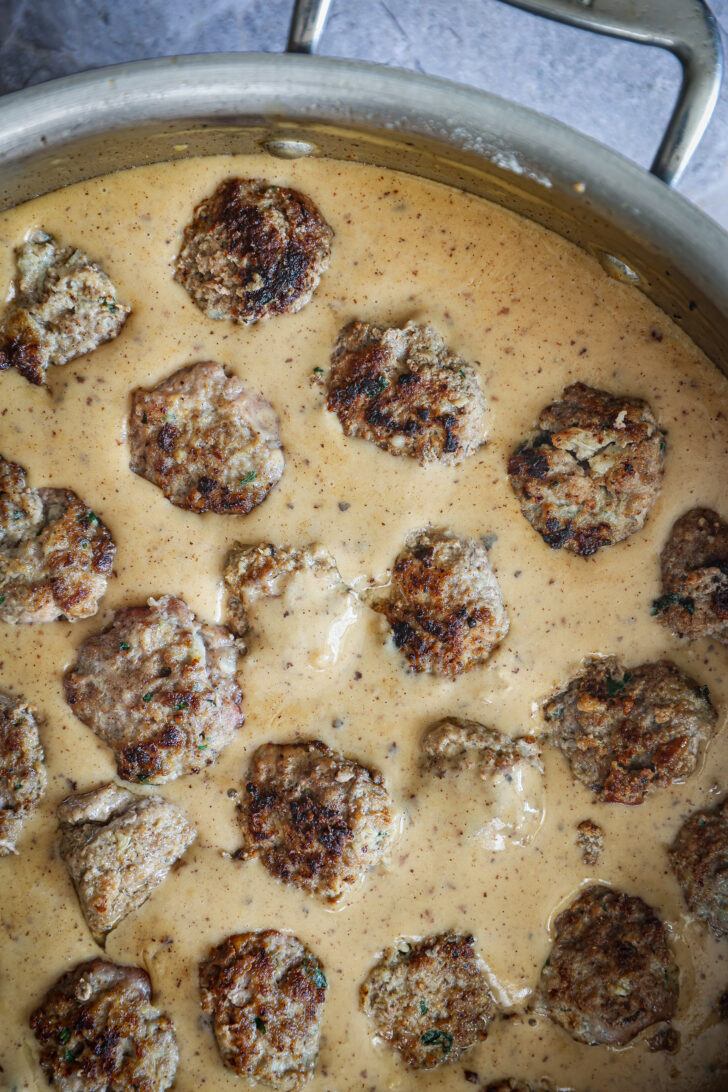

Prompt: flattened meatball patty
[174,178,333,324]
[199,931,327,1090]
[325,320,487,464]
[508,383,665,557]
[0,229,129,385]
[370,529,508,675]
[536,885,678,1045]
[64,595,244,783]
[237,740,393,903]
[360,932,495,1069]
[129,360,284,514]
[0,692,45,854]
[653,507,728,644]
[59,782,196,941]
[544,657,716,804]
[669,796,728,938]
[0,455,115,623]
[30,958,177,1092]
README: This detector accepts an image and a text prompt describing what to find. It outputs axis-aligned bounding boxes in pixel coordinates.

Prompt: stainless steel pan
[0,0,725,368]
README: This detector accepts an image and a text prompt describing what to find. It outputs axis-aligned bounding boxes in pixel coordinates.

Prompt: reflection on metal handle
[287,0,333,54]
[501,0,724,187]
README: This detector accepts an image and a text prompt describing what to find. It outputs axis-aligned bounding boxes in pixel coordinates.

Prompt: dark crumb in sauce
[576,818,603,865]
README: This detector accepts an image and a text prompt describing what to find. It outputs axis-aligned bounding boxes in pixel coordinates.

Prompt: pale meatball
[236,740,394,903]
[64,595,244,784]
[29,959,178,1092]
[536,885,678,1045]
[653,507,728,644]
[360,932,495,1069]
[128,360,284,514]
[421,717,544,849]
[370,529,508,675]
[544,657,716,805]
[59,782,196,941]
[0,692,45,855]
[0,229,129,385]
[199,930,327,1090]
[0,454,115,624]
[669,796,728,938]
[325,320,487,464]
[174,178,333,324]
[508,383,665,556]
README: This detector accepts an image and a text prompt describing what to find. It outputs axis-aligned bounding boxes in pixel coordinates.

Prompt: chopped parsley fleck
[459,368,466,379]
[13,782,22,791]
[138,775,149,784]
[695,684,711,704]
[119,641,130,651]
[660,439,666,452]
[421,1029,453,1053]
[141,412,148,424]
[313,366,324,375]
[254,1016,266,1033]
[240,471,257,484]
[57,1028,71,1045]
[101,297,118,313]
[197,744,208,751]
[12,510,23,520]
[0,596,4,605]
[419,1000,428,1015]
[652,592,695,616]
[142,692,154,703]
[174,700,188,711]
[80,510,99,526]
[303,959,327,989]
[606,672,632,698]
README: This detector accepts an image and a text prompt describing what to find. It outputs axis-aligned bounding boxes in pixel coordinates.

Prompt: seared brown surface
[63,595,243,783]
[669,795,728,937]
[0,454,115,623]
[29,958,178,1092]
[0,691,45,855]
[128,360,284,514]
[0,229,129,385]
[325,320,487,465]
[59,782,196,941]
[370,529,508,675]
[576,819,603,866]
[236,740,393,903]
[199,930,327,1090]
[654,507,728,645]
[484,1081,556,1092]
[507,383,665,557]
[544,657,716,804]
[174,178,332,324]
[536,885,678,1045]
[360,931,495,1069]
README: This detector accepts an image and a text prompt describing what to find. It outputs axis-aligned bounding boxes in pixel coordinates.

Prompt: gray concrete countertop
[0,0,726,227]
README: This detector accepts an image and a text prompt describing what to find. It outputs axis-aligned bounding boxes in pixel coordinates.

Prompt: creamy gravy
[1,155,727,1092]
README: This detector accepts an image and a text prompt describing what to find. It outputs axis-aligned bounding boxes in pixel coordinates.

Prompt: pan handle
[285,0,723,189]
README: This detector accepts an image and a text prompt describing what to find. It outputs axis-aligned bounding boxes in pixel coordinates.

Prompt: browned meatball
[653,507,728,644]
[0,229,129,385]
[64,595,244,784]
[236,740,394,903]
[174,178,333,324]
[536,885,678,1045]
[29,958,177,1092]
[325,320,488,465]
[128,360,284,514]
[0,691,45,854]
[507,383,665,557]
[199,930,327,1090]
[58,782,196,941]
[669,796,728,938]
[0,455,115,623]
[544,657,716,804]
[484,1081,556,1092]
[369,529,508,675]
[360,932,495,1069]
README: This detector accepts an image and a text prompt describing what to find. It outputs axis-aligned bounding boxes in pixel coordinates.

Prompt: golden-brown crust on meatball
[360,931,495,1069]
[508,383,665,557]
[544,657,716,804]
[236,740,393,903]
[128,361,284,514]
[29,958,178,1092]
[370,529,508,676]
[653,507,728,644]
[199,930,327,1089]
[0,455,115,624]
[325,320,487,465]
[174,178,332,324]
[669,796,728,938]
[63,595,244,784]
